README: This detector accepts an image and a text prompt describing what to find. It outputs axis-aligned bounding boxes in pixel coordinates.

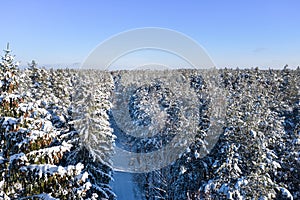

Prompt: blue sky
[1,0,299,68]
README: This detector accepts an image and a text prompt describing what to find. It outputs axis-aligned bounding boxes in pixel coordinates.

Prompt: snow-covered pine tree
[27,60,54,106]
[69,70,116,199]
[0,44,24,199]
[0,46,92,199]
[47,68,73,129]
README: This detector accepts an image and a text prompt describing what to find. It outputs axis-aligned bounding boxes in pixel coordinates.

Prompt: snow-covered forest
[0,47,299,200]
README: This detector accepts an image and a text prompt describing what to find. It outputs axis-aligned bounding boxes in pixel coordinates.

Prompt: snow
[79,182,92,193]
[81,172,89,182]
[227,191,233,199]
[2,117,18,126]
[267,150,278,159]
[259,196,268,200]
[203,180,216,193]
[32,193,59,200]
[279,187,293,199]
[42,120,53,132]
[57,166,66,176]
[212,160,218,168]
[194,150,200,159]
[27,141,72,159]
[233,163,242,174]
[235,177,248,189]
[180,165,187,174]
[271,161,281,169]
[293,138,300,145]
[21,163,84,178]
[75,163,84,175]
[9,153,28,163]
[218,183,229,194]
[250,130,257,137]
[1,94,21,102]
[16,130,53,148]
[110,172,143,200]
[0,190,10,200]
[0,155,5,164]
[21,164,56,174]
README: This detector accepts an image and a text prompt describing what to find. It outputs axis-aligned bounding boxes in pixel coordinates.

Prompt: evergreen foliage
[0,46,299,199]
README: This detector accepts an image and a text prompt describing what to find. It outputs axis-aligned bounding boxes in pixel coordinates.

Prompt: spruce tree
[69,70,116,199]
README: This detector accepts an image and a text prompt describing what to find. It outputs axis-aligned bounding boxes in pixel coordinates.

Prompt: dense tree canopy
[0,47,299,199]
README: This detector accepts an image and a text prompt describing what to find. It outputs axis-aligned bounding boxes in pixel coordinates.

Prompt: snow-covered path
[111,171,143,200]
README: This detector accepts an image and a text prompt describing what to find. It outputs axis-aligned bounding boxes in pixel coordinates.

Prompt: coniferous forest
[0,47,299,200]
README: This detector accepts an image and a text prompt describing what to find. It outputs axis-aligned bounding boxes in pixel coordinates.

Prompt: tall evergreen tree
[69,70,116,199]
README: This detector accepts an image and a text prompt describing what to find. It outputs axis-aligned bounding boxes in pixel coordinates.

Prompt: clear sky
[1,0,299,68]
